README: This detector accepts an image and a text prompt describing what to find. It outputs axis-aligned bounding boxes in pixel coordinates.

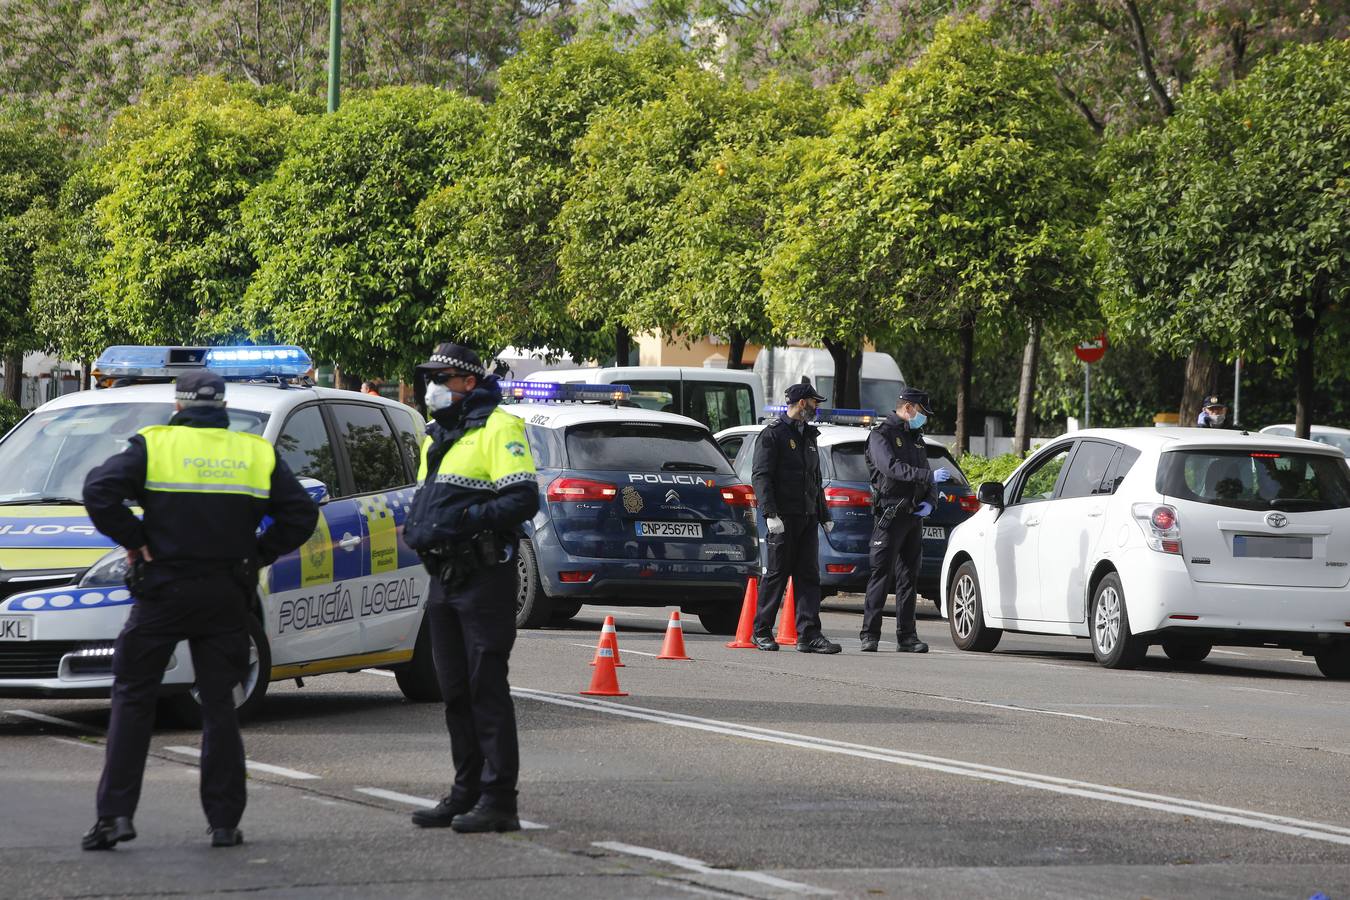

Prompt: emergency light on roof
[93,345,312,382]
[762,406,878,427]
[499,381,631,404]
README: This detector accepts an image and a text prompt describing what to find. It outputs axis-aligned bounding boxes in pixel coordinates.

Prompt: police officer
[751,378,840,654]
[80,369,318,850]
[403,342,539,834]
[861,387,950,653]
[1197,396,1229,428]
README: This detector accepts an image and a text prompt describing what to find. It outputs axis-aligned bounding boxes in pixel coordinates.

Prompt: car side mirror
[977,481,1005,509]
[299,477,331,506]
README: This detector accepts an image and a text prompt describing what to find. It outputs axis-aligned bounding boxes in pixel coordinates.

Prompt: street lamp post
[327,0,342,113]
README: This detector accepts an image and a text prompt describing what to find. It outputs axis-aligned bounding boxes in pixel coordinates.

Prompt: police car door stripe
[144,480,270,499]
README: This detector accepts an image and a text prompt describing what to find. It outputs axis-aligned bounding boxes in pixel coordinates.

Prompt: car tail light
[1132,502,1181,554]
[957,494,980,513]
[826,564,856,574]
[546,477,617,503]
[558,571,595,583]
[720,484,756,507]
[825,486,871,507]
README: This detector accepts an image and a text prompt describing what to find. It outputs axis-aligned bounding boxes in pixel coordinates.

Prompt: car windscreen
[0,402,269,504]
[564,422,734,474]
[830,440,968,485]
[1310,432,1350,457]
[1157,448,1350,512]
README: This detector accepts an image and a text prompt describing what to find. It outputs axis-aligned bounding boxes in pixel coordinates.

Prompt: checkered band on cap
[428,354,486,377]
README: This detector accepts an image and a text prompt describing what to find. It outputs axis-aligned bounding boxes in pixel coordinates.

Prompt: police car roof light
[499,380,632,404]
[761,405,877,427]
[93,345,313,382]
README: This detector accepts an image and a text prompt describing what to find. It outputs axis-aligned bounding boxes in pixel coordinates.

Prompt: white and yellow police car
[0,346,434,722]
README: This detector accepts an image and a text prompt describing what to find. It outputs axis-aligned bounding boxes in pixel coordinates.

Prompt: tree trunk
[727,332,747,369]
[1179,343,1219,427]
[3,351,22,404]
[333,365,362,392]
[845,347,862,409]
[1013,320,1041,455]
[954,314,975,454]
[615,324,631,367]
[1120,0,1175,117]
[823,340,858,408]
[79,359,91,390]
[1293,292,1322,440]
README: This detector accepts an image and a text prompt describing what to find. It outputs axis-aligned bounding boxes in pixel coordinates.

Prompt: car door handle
[1087,508,1104,518]
[339,533,361,551]
[1025,517,1041,527]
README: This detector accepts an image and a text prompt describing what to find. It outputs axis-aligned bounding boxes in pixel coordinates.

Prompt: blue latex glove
[933,467,952,484]
[914,501,934,518]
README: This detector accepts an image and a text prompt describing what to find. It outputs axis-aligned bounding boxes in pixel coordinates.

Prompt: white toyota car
[939,428,1350,677]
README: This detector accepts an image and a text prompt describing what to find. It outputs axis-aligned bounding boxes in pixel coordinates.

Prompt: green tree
[243,85,485,382]
[1097,40,1350,439]
[0,105,67,402]
[92,78,311,346]
[417,32,689,363]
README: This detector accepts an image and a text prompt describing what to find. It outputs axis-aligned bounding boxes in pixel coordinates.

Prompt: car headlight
[80,548,131,588]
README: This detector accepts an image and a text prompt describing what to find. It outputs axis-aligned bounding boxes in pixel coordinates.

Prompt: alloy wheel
[952,574,977,640]
[1094,586,1122,655]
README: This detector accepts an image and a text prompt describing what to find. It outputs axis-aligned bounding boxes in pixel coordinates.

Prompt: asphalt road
[3,596,1348,899]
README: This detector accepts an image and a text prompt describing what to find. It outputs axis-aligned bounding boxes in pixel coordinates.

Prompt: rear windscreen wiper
[661,462,718,472]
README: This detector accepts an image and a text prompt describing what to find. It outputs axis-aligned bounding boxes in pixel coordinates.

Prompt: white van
[522,366,765,432]
[754,348,906,412]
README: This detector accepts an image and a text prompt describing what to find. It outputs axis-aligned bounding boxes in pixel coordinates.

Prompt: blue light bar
[761,405,878,426]
[93,345,312,382]
[500,381,632,404]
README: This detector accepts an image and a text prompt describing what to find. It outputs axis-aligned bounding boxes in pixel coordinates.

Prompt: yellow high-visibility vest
[139,425,275,500]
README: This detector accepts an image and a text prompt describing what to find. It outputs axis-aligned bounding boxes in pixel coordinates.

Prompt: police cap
[416,341,487,377]
[785,377,826,404]
[1202,395,1227,408]
[896,387,933,414]
[175,369,226,406]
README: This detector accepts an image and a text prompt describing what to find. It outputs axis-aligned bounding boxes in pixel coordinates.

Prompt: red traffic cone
[581,645,627,696]
[774,578,799,646]
[726,577,759,649]
[657,609,692,660]
[590,615,625,667]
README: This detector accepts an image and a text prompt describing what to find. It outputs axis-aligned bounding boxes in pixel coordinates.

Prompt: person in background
[1197,396,1229,428]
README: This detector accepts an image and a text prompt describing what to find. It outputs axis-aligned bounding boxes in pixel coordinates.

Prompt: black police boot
[796,634,842,654]
[859,634,880,653]
[752,633,779,651]
[82,816,136,851]
[451,802,521,834]
[210,827,244,848]
[412,795,477,828]
[897,633,929,653]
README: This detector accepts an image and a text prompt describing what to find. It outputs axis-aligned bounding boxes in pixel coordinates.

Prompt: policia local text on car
[80,369,318,850]
[403,342,540,834]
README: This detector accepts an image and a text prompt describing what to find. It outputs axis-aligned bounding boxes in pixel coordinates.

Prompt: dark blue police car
[499,382,758,634]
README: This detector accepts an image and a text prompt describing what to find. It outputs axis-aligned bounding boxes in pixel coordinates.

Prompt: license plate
[636,521,703,539]
[0,616,32,641]
[922,526,946,541]
[1233,534,1312,559]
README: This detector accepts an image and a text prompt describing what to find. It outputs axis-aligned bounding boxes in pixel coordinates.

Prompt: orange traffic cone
[774,578,799,646]
[581,645,628,696]
[657,609,692,660]
[590,615,625,667]
[726,577,759,649]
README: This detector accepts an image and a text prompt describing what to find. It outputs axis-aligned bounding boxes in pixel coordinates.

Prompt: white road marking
[517,688,1350,847]
[5,709,104,733]
[595,841,832,895]
[361,668,398,678]
[567,641,661,658]
[587,608,662,619]
[932,695,1110,723]
[1209,649,1248,657]
[1228,686,1297,696]
[163,745,320,781]
[49,736,100,750]
[354,786,547,830]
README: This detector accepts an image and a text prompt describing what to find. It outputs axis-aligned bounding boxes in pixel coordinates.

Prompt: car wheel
[548,601,583,624]
[696,604,740,636]
[1090,573,1147,669]
[948,562,1001,652]
[393,618,441,702]
[162,611,271,728]
[515,538,554,629]
[1161,637,1212,664]
[1314,645,1350,679]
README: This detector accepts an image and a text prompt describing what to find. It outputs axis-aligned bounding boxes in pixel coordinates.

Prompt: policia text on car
[80,369,318,850]
[403,342,540,834]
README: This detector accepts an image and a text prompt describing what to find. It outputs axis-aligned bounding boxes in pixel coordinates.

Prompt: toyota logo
[1266,512,1289,529]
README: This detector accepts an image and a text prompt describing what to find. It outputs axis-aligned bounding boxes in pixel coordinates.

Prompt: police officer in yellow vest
[80,369,317,850]
[403,343,539,834]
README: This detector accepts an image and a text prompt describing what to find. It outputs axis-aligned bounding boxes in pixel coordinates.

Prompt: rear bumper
[534,530,753,604]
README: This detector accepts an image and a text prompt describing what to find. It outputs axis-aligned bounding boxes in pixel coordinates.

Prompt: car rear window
[1157,449,1350,511]
[829,441,967,485]
[565,422,734,473]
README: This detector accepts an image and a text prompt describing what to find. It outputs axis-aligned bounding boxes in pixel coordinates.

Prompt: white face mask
[426,381,458,412]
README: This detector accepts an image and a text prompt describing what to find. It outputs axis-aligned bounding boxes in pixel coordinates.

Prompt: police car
[499,381,758,634]
[0,346,435,722]
[715,410,976,599]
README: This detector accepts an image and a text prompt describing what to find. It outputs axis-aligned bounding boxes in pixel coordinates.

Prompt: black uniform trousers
[427,560,519,813]
[862,512,924,639]
[754,514,823,640]
[98,572,249,828]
